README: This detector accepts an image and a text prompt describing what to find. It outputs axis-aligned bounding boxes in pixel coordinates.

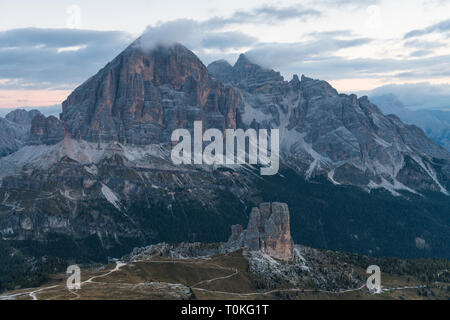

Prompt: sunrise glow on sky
[1,0,450,109]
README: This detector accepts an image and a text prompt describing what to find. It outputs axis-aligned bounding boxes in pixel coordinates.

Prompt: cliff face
[227,202,294,261]
[28,114,65,145]
[61,42,241,145]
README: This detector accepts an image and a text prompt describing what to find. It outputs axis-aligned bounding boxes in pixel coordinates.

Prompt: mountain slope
[208,56,450,196]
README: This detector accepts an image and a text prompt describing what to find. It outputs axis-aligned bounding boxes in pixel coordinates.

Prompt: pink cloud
[0,90,71,108]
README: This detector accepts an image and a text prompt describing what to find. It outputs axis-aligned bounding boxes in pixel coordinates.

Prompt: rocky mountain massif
[208,56,450,195]
[0,38,449,269]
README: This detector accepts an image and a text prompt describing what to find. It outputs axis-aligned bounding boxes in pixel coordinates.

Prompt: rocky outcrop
[227,202,294,261]
[28,114,65,145]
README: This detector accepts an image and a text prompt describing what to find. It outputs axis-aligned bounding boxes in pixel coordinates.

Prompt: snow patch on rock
[101,184,121,210]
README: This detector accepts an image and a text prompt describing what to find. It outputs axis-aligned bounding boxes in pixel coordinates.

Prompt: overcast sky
[1,0,450,109]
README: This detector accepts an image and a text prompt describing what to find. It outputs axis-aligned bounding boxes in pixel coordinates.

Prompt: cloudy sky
[1,0,450,109]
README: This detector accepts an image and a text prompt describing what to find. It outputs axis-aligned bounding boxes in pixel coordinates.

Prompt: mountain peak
[131,36,189,52]
[207,59,234,82]
[299,74,338,98]
[61,37,240,145]
[122,40,207,84]
[208,59,231,67]
[5,109,42,126]
[234,53,254,68]
[208,53,284,87]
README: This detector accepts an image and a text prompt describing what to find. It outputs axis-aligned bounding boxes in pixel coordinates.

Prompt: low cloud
[365,82,450,110]
[139,3,320,51]
[403,39,446,50]
[0,28,133,90]
[202,32,258,50]
[404,19,450,39]
[0,28,130,48]
[139,19,203,50]
[410,50,433,57]
[244,37,372,70]
[205,4,321,29]
[309,0,380,8]
[139,19,258,52]
[265,52,450,84]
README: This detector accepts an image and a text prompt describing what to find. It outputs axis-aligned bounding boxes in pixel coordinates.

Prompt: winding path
[0,261,127,300]
[0,257,430,300]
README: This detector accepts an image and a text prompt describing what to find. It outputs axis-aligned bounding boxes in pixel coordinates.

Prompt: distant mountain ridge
[370,94,450,152]
[0,105,61,118]
[0,109,43,157]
